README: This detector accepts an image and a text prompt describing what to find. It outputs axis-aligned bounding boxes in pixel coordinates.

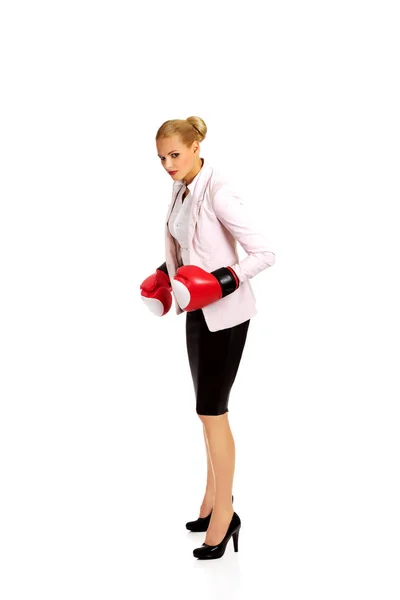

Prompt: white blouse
[167,185,193,268]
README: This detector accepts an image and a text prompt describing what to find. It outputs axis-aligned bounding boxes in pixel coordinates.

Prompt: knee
[197,411,228,424]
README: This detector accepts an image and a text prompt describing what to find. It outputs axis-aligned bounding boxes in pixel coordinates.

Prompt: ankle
[203,489,215,501]
[212,498,234,513]
[199,492,214,513]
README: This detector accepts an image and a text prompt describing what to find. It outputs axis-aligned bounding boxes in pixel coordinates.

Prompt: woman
[140,116,275,559]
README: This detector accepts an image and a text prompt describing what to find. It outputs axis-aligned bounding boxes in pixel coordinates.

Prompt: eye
[160,153,179,161]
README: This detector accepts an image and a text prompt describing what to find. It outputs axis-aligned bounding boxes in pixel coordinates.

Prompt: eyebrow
[157,150,178,157]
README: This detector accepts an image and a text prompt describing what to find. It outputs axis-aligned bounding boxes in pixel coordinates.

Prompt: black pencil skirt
[185,308,250,416]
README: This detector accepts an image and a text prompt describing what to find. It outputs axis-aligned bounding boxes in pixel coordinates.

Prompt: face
[156,135,199,182]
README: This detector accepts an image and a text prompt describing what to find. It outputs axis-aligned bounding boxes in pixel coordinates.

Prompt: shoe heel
[232,526,240,552]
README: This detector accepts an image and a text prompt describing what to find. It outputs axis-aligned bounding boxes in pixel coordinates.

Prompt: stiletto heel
[193,512,241,559]
[232,527,240,552]
[186,495,234,532]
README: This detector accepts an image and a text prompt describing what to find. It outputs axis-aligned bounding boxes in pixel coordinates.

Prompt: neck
[183,157,204,186]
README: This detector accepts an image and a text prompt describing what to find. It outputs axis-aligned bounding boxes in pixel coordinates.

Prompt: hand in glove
[171,265,239,312]
[140,262,172,316]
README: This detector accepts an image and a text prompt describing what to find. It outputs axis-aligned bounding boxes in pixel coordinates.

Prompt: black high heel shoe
[193,511,241,559]
[185,495,234,532]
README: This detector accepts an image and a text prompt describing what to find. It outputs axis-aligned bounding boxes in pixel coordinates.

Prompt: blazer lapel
[165,182,184,225]
[164,160,214,267]
[186,164,213,248]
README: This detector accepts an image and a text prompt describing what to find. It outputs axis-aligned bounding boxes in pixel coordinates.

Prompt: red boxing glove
[171,265,239,312]
[140,262,172,316]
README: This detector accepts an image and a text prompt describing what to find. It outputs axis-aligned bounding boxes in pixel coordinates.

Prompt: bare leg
[198,413,235,545]
[198,424,215,517]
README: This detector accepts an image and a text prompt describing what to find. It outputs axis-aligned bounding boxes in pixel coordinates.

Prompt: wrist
[211,266,239,297]
[156,262,171,287]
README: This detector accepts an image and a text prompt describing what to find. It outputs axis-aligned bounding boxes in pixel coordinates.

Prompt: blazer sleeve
[211,183,276,283]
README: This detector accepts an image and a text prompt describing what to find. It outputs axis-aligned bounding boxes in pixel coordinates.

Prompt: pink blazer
[164,158,275,331]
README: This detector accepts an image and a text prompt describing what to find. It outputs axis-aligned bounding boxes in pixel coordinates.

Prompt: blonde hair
[155,116,207,146]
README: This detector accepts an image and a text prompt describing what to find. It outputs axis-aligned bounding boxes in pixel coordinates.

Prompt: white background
[1,1,399,598]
